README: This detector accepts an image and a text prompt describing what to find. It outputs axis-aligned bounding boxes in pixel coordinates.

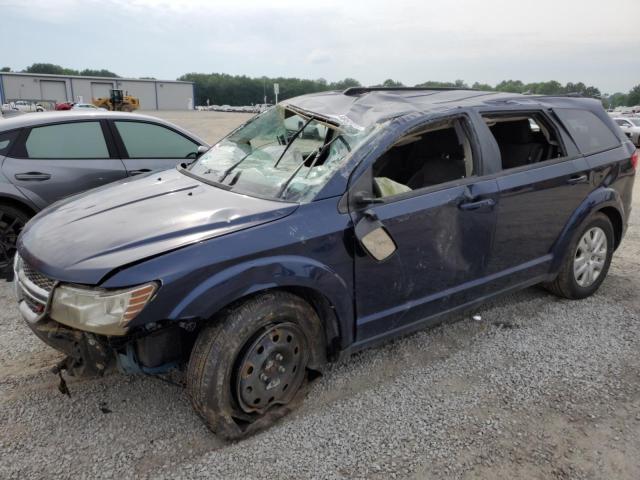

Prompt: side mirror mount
[196,145,209,158]
[353,190,384,207]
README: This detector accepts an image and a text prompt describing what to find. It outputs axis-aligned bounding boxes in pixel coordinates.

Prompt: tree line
[3,63,639,108]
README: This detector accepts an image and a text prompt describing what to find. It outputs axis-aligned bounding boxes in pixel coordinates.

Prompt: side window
[114,121,198,159]
[372,119,475,199]
[615,119,631,127]
[482,113,565,170]
[25,122,109,159]
[555,109,620,155]
[0,130,19,156]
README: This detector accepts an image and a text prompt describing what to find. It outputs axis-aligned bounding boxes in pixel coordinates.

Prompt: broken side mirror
[355,210,397,262]
[196,145,209,158]
[353,190,384,207]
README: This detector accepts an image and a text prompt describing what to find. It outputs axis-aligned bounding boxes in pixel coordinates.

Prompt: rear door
[479,110,591,288]
[2,120,127,209]
[110,120,201,175]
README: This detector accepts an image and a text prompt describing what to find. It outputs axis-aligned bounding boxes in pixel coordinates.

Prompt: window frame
[361,113,483,205]
[0,129,21,157]
[478,109,578,176]
[10,119,117,160]
[108,119,200,160]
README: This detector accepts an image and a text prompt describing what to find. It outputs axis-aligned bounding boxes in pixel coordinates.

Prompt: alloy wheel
[573,226,607,288]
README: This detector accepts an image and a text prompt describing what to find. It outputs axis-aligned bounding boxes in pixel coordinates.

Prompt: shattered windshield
[185,105,373,202]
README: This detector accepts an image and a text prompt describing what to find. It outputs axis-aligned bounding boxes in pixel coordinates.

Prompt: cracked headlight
[50,283,158,336]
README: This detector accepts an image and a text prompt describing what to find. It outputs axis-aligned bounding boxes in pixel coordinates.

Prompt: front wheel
[186,291,325,440]
[544,213,614,299]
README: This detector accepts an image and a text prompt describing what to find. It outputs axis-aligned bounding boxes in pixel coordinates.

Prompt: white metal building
[0,72,195,110]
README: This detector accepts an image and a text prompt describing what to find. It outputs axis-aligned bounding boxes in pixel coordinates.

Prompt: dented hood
[18,168,297,284]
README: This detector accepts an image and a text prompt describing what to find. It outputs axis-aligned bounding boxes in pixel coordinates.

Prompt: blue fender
[550,186,625,272]
[168,255,354,346]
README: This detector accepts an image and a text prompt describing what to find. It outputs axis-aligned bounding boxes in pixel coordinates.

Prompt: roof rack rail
[522,91,586,98]
[343,86,476,96]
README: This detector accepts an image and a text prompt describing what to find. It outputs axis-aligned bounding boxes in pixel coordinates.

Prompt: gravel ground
[1,112,638,479]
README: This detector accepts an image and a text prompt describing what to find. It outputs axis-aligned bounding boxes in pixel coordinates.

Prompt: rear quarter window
[0,130,19,156]
[555,109,620,155]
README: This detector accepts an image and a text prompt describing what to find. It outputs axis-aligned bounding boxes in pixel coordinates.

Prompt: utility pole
[274,83,279,104]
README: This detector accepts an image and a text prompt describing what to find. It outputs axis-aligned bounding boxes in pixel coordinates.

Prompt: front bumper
[14,254,187,376]
[25,316,114,376]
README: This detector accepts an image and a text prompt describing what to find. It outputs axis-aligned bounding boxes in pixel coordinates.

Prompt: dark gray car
[0,111,208,272]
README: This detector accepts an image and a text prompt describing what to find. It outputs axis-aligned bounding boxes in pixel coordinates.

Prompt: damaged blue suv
[15,88,636,439]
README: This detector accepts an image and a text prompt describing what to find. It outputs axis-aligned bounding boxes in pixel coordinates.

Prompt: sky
[1,0,639,94]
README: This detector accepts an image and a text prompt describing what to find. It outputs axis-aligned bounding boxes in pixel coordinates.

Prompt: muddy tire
[186,291,324,440]
[544,213,614,299]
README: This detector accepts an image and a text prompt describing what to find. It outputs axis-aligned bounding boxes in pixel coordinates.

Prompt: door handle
[459,198,495,211]
[129,169,152,176]
[567,174,588,185]
[14,172,51,181]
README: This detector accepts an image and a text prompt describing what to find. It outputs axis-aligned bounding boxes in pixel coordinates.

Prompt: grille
[20,258,56,293]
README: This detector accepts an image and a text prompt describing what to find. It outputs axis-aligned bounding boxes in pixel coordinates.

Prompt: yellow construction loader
[92,89,140,112]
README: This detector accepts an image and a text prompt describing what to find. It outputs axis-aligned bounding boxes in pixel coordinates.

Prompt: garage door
[91,82,113,100]
[40,81,67,102]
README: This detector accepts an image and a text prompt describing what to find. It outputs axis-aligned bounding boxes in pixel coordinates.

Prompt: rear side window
[0,130,19,156]
[482,112,565,170]
[25,122,109,159]
[114,121,198,159]
[555,109,620,155]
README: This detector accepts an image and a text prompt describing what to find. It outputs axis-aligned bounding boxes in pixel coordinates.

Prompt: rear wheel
[0,205,30,273]
[187,291,324,440]
[544,213,614,299]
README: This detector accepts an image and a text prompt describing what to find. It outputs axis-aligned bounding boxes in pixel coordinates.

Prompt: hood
[18,168,297,284]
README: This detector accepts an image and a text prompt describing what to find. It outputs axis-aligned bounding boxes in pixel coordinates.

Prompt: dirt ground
[1,111,638,479]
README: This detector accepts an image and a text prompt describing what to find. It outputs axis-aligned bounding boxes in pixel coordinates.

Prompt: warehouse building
[0,72,194,110]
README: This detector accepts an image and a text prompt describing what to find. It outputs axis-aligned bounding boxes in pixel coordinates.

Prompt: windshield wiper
[217,140,279,183]
[276,134,346,199]
[273,116,314,168]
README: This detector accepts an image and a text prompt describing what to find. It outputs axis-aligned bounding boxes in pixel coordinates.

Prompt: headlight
[50,282,158,336]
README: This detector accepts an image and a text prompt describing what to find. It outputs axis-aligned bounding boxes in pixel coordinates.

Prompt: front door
[351,117,499,344]
[110,120,201,175]
[3,120,127,209]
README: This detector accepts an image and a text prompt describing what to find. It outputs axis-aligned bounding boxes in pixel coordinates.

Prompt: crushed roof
[285,89,596,129]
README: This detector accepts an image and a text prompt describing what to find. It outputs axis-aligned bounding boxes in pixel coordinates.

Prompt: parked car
[0,111,208,273]
[12,100,45,113]
[71,103,108,111]
[14,88,636,439]
[55,102,74,111]
[613,117,640,146]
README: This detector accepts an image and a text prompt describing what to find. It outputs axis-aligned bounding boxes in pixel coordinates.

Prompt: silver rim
[573,226,607,287]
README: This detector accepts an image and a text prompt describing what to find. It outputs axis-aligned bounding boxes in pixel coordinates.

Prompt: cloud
[306,50,333,65]
[1,0,639,92]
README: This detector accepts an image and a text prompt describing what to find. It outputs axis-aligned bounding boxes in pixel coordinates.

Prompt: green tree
[380,79,405,87]
[627,84,640,106]
[79,68,119,78]
[495,79,525,93]
[23,63,78,75]
[1,67,10,72]
[471,82,493,91]
[329,78,361,90]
